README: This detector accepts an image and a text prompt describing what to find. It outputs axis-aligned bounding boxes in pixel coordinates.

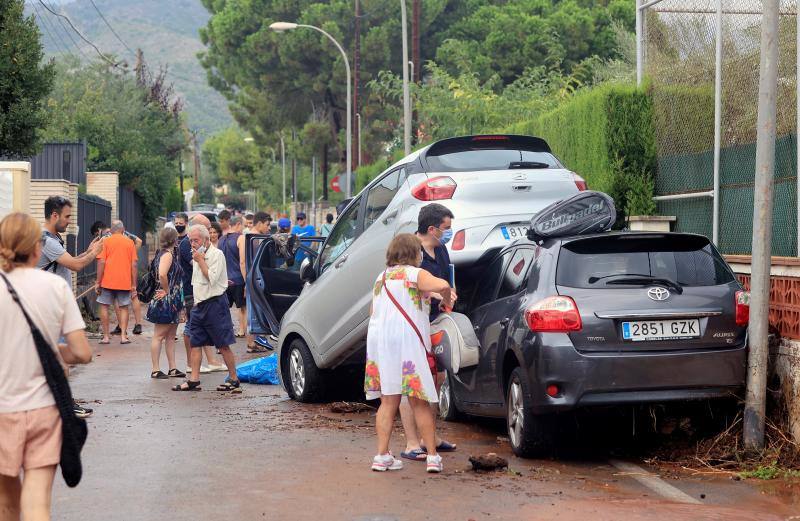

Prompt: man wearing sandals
[173,224,242,393]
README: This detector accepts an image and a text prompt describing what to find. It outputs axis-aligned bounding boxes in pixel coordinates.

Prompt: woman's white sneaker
[371,453,403,472]
[426,454,443,473]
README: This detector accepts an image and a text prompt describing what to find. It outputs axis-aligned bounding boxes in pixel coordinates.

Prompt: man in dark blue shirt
[398,203,458,462]
[417,203,456,321]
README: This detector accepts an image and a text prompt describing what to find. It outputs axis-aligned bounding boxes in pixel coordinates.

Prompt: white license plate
[622,319,701,342]
[501,225,528,241]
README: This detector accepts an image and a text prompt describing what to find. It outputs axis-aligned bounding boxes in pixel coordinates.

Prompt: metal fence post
[744,0,780,452]
[712,0,723,245]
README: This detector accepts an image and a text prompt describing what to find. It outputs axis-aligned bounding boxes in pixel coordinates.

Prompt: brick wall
[86,172,119,219]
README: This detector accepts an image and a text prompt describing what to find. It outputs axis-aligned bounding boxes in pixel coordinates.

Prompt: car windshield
[426,149,561,172]
[556,235,736,288]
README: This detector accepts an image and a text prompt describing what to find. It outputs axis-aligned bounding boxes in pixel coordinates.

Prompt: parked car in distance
[435,230,748,457]
[246,134,585,402]
[186,210,218,223]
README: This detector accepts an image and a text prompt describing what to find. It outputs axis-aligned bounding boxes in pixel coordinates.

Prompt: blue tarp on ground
[236,353,279,385]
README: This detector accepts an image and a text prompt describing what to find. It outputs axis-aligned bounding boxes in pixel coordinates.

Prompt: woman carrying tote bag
[0,212,93,520]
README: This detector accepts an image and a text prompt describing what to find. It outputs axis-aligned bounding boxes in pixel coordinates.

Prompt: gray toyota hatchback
[438,230,749,457]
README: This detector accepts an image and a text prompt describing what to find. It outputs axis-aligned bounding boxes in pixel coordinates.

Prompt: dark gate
[77,193,111,287]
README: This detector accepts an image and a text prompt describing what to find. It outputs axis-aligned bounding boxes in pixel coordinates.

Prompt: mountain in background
[27,0,232,136]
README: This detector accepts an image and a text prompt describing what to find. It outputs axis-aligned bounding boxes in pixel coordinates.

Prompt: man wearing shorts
[177,213,224,373]
[173,224,241,393]
[96,220,137,345]
[218,216,257,350]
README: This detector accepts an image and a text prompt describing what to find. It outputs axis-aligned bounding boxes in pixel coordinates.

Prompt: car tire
[284,338,325,403]
[438,370,462,422]
[506,367,556,458]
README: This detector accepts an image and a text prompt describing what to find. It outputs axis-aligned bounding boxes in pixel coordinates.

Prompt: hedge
[507,83,657,218]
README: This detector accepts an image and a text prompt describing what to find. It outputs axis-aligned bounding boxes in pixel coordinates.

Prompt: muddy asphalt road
[54,322,799,521]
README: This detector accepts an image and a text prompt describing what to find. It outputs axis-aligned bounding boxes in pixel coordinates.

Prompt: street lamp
[270,21,352,198]
[400,0,411,156]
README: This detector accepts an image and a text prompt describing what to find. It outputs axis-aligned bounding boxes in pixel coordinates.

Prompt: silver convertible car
[246,134,585,401]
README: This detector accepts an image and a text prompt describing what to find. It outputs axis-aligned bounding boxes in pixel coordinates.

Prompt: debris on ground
[329,401,374,414]
[469,453,509,472]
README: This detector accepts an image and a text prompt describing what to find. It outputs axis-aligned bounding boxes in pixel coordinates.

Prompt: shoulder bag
[0,272,87,487]
[381,270,438,374]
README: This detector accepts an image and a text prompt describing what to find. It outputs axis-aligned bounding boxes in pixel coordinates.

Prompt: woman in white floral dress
[365,234,453,473]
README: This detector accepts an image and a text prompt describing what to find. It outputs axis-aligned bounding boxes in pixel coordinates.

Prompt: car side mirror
[300,257,317,283]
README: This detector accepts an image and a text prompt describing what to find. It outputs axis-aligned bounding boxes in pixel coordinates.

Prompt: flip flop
[421,441,457,452]
[98,339,110,345]
[400,448,427,461]
[120,339,131,345]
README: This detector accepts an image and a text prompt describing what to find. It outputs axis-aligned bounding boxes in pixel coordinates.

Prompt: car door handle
[334,255,349,268]
[500,318,510,327]
[382,209,398,225]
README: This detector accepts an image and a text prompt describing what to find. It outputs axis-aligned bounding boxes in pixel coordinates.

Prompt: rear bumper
[525,342,746,414]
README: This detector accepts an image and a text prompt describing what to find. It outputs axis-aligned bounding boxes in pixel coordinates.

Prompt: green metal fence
[656,133,797,256]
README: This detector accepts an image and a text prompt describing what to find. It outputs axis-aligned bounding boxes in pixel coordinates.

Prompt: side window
[497,248,534,299]
[472,252,512,309]
[319,196,362,272]
[364,168,404,229]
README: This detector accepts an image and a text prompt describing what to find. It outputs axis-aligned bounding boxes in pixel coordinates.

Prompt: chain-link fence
[640,0,798,256]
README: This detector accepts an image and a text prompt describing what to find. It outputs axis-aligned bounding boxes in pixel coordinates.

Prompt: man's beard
[55,222,68,233]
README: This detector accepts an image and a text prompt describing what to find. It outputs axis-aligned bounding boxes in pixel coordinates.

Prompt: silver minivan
[246,135,585,401]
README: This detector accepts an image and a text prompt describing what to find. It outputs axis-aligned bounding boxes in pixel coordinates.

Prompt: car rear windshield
[556,235,736,288]
[426,149,562,172]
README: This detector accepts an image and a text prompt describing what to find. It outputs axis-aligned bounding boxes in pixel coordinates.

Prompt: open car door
[245,234,324,336]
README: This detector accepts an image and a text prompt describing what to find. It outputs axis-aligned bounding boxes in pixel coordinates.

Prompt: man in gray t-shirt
[38,196,102,288]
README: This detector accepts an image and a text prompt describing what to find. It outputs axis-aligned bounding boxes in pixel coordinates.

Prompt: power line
[31,1,69,55]
[41,0,92,61]
[86,0,136,57]
[37,0,120,67]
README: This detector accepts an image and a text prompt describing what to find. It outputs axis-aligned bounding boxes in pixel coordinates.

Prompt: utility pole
[411,0,420,144]
[291,129,297,205]
[191,129,200,201]
[744,0,780,452]
[312,156,317,230]
[353,0,360,174]
[412,0,420,84]
[179,160,185,211]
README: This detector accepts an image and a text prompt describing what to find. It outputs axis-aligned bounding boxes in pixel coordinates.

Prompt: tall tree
[43,57,186,227]
[0,0,55,158]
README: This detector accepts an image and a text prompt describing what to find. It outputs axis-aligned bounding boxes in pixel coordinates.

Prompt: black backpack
[136,254,160,303]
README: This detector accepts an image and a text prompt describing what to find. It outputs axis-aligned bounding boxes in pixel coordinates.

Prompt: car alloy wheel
[507,379,524,449]
[289,348,306,397]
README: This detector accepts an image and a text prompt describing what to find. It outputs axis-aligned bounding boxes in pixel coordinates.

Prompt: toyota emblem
[647,287,670,301]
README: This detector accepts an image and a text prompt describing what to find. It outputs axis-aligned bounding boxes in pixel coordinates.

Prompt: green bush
[508,83,657,219]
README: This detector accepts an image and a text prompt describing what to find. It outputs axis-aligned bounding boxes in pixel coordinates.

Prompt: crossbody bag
[0,272,87,487]
[381,270,437,374]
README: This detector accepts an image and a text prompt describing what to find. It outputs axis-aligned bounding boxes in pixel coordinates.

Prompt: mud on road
[54,330,800,521]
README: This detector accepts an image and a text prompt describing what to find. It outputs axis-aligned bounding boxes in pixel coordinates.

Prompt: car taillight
[571,172,587,191]
[451,230,465,251]
[735,290,750,326]
[412,176,457,201]
[525,296,582,332]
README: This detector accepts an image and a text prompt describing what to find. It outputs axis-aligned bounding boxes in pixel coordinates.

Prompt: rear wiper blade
[509,161,549,169]
[605,276,683,294]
